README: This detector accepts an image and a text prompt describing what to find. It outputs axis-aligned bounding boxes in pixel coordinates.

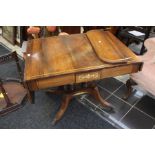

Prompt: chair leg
[123,78,137,100]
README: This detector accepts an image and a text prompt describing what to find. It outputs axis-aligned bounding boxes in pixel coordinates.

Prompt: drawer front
[101,64,140,78]
[26,63,142,90]
[76,71,101,83]
[36,74,75,90]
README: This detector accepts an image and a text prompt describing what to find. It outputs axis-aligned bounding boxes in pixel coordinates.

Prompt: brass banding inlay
[76,72,100,83]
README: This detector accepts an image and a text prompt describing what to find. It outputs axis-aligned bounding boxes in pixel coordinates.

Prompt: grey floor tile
[102,95,132,121]
[114,84,142,106]
[97,78,123,93]
[121,107,155,129]
[135,95,155,119]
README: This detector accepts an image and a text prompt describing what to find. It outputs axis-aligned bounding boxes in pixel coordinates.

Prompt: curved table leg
[87,86,113,112]
[52,94,72,125]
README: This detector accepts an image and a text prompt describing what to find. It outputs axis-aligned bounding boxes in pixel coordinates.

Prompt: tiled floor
[77,78,155,129]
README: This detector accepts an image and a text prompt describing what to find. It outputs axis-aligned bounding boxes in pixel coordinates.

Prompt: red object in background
[27,27,41,34]
[46,26,57,32]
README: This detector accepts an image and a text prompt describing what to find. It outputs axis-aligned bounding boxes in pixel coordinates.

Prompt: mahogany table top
[24,30,141,82]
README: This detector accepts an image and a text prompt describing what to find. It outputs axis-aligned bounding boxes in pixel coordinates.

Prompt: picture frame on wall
[15,26,22,46]
[2,26,16,45]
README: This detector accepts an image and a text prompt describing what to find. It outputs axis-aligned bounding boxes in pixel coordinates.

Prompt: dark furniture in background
[3,26,118,46]
[0,51,27,116]
[60,26,81,34]
[20,26,29,41]
[83,26,119,35]
[116,26,152,55]
[83,26,109,33]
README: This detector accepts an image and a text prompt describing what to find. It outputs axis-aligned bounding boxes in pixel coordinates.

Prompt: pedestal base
[46,83,113,125]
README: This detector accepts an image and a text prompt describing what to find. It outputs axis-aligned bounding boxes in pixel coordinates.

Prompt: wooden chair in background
[0,51,27,116]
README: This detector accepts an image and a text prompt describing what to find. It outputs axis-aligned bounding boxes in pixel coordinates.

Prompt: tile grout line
[119,105,135,122]
[84,87,155,124]
[96,83,134,120]
[97,82,124,94]
[80,79,155,126]
[97,81,155,122]
[84,97,102,109]
[84,98,109,115]
[83,97,125,128]
[98,83,126,103]
[79,99,121,128]
[83,93,149,129]
[83,84,115,104]
[98,83,148,110]
[133,106,155,121]
[84,97,115,118]
[111,93,133,106]
[101,92,113,101]
[94,85,114,101]
[109,87,155,121]
[97,82,140,122]
[98,82,124,98]
[119,98,155,122]
[119,89,151,121]
[112,82,124,93]
[129,93,155,121]
[97,82,152,122]
[80,82,155,128]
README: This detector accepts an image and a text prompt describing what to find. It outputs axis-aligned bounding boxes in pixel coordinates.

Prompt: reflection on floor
[77,78,155,129]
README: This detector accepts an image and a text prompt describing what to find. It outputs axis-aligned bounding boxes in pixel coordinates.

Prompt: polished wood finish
[24,29,142,124]
[87,30,138,63]
[24,30,142,87]
[24,33,103,81]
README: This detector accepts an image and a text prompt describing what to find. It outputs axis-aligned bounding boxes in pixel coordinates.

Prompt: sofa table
[24,29,143,124]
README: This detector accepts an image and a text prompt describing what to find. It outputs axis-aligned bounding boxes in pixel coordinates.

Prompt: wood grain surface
[24,33,105,81]
[24,30,142,90]
[86,30,139,63]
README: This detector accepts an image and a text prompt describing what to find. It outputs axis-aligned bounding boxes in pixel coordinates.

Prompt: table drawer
[76,71,101,83]
[101,64,140,78]
[36,74,75,90]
